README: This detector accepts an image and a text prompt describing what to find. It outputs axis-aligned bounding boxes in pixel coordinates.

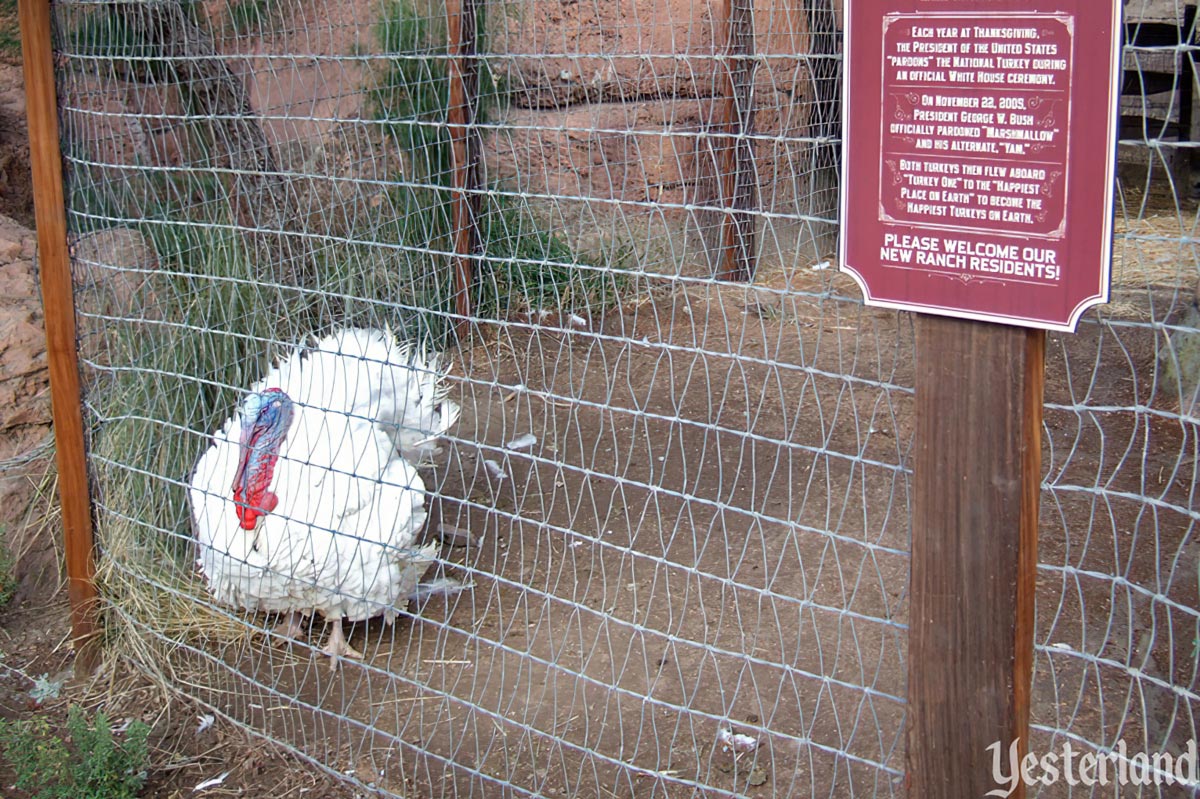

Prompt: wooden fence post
[19,0,102,674]
[447,0,481,340]
[908,317,1043,798]
[716,0,758,282]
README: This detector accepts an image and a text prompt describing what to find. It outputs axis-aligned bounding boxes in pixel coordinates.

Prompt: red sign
[839,2,1121,331]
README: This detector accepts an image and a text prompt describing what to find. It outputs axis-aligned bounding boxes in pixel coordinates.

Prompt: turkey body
[188,327,459,666]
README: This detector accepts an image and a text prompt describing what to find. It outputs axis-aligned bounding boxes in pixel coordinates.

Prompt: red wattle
[234,488,258,530]
[232,452,282,530]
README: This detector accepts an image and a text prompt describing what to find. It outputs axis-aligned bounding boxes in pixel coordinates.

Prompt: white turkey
[188,327,460,669]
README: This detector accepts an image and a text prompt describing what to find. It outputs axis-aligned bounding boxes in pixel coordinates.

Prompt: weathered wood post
[909,319,1043,797]
[839,2,1122,795]
[716,0,758,281]
[19,0,101,673]
[447,0,481,340]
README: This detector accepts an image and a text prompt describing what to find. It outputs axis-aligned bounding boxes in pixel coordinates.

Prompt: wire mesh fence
[51,0,1197,795]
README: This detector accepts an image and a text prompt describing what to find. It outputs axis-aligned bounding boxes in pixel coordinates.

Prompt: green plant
[366,0,630,344]
[63,5,177,85]
[0,705,150,799]
[482,193,630,315]
[371,1,451,180]
[0,0,21,61]
[91,231,302,566]
[28,674,63,705]
[227,0,271,36]
[370,0,507,181]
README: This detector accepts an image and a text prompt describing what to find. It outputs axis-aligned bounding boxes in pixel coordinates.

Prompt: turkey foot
[321,618,363,671]
[271,611,305,643]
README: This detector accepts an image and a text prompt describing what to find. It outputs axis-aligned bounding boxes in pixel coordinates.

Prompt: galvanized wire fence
[53,0,1197,795]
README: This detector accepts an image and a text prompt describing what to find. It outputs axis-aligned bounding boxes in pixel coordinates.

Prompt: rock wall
[487,0,833,229]
[0,215,60,604]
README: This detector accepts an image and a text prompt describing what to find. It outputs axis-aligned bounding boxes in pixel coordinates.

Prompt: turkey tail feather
[255,327,456,465]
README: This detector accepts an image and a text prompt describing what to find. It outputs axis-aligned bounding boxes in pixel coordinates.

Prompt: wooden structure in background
[1120,5,1197,182]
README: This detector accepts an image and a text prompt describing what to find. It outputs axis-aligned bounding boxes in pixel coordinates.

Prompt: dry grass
[1114,212,1198,287]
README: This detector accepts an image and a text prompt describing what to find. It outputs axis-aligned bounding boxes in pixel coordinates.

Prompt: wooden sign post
[909,318,1043,797]
[840,2,1121,796]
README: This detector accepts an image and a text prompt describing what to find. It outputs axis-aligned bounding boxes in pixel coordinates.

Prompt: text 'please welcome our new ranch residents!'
[840,1,1121,331]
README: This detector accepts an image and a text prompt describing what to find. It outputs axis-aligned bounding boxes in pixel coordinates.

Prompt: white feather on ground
[506,433,537,451]
[188,327,459,662]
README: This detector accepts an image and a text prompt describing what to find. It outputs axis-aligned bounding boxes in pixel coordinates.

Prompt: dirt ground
[0,34,365,799]
[148,275,1193,799]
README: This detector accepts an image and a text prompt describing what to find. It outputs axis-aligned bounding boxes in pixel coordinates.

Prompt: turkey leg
[321,618,364,670]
